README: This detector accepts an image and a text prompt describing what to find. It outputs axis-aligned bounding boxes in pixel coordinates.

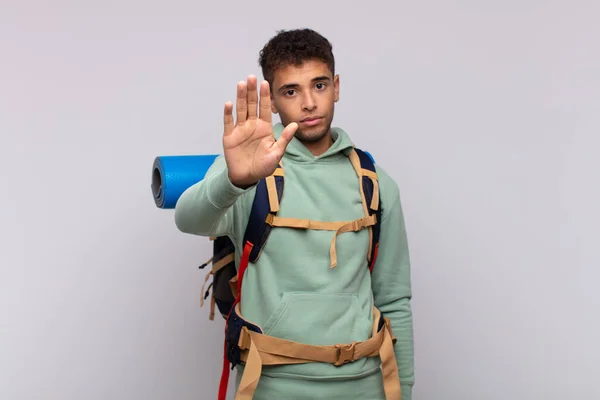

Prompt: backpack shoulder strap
[349,147,382,272]
[198,163,284,321]
[243,163,285,262]
[226,164,283,316]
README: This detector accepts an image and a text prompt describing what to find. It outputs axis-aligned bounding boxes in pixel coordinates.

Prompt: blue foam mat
[151,151,375,209]
[151,154,219,209]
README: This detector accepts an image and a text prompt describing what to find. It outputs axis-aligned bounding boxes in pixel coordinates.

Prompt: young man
[175,29,415,400]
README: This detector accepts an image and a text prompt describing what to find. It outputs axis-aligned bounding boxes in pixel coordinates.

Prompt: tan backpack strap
[211,253,235,274]
[200,252,234,316]
[265,214,377,268]
[349,150,380,211]
[272,165,285,176]
[233,305,401,400]
[265,176,280,212]
[348,148,370,214]
[266,214,350,231]
[200,271,213,308]
[209,295,216,320]
[328,215,377,268]
[361,169,380,211]
[265,165,285,212]
[348,148,378,260]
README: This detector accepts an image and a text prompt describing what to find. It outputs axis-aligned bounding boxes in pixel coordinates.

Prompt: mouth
[300,116,323,127]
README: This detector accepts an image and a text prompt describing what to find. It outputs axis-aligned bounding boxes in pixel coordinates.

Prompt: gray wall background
[1,1,598,399]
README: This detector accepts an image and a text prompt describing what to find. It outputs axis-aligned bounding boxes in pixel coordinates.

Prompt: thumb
[274,122,298,154]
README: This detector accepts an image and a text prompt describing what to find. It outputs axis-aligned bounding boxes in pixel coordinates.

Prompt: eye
[315,82,326,90]
[284,89,296,97]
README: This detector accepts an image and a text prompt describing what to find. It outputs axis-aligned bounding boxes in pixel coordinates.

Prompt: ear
[270,92,278,114]
[334,74,340,102]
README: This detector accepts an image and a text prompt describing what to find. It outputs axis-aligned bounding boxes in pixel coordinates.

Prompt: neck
[302,131,334,157]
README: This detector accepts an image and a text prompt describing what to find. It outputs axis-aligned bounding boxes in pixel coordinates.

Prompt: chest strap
[264,214,377,268]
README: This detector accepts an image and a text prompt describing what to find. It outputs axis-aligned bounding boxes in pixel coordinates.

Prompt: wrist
[206,168,253,209]
[227,171,258,190]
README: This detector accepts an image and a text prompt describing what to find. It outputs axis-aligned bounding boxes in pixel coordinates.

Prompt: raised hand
[222,75,298,189]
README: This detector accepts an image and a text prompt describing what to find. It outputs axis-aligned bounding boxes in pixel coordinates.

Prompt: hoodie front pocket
[262,292,373,346]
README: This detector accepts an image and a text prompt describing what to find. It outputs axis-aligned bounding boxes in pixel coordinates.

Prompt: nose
[302,93,316,111]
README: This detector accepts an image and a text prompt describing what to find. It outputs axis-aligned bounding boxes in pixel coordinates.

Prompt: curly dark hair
[258,28,335,90]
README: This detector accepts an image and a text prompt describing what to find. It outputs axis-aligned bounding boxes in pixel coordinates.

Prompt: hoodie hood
[273,122,355,164]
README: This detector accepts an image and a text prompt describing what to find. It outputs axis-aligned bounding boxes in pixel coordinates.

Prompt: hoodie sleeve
[174,155,253,239]
[370,177,415,400]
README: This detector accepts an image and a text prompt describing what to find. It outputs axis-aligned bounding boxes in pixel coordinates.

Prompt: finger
[274,122,298,154]
[223,101,234,136]
[236,81,247,126]
[259,80,272,123]
[246,75,258,120]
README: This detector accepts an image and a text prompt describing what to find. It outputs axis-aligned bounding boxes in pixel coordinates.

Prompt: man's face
[270,59,339,144]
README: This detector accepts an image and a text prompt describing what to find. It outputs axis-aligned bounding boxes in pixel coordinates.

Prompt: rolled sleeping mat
[151,151,375,209]
[151,154,219,209]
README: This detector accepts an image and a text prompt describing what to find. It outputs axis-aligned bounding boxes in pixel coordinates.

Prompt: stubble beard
[294,120,332,144]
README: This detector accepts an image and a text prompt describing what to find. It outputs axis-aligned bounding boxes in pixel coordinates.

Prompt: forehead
[272,59,332,86]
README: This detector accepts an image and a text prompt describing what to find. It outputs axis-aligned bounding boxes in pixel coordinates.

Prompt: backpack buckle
[334,342,356,366]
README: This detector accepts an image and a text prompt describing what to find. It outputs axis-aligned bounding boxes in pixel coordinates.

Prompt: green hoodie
[174,123,415,400]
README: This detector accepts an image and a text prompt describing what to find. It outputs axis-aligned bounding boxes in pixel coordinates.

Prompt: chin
[295,122,332,143]
[295,129,329,143]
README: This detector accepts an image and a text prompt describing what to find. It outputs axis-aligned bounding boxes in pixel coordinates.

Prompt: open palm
[222,75,298,189]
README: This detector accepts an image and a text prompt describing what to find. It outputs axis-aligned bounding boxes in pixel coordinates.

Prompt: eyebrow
[277,76,331,93]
